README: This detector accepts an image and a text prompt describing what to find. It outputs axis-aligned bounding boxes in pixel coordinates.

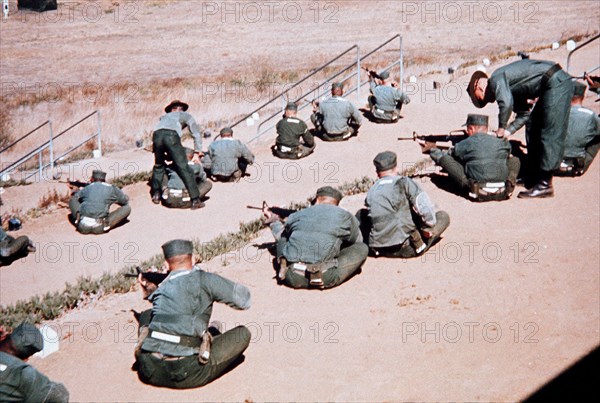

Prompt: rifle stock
[124,266,168,286]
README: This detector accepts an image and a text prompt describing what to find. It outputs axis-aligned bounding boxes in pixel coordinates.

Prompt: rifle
[362,66,382,81]
[246,201,296,219]
[59,179,90,188]
[124,266,168,286]
[398,130,468,149]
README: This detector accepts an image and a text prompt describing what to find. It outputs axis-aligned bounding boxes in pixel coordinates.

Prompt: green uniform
[151,111,203,200]
[0,352,69,402]
[0,228,31,262]
[137,266,251,389]
[273,116,315,159]
[368,82,410,121]
[361,175,450,258]
[270,204,368,289]
[162,162,213,208]
[204,138,255,181]
[487,60,574,174]
[69,182,131,234]
[558,105,600,175]
[430,132,520,192]
[310,96,362,141]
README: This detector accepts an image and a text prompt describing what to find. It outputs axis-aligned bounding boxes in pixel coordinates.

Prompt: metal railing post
[566,34,600,73]
[96,110,102,157]
[38,151,42,180]
[48,121,54,169]
[399,35,404,88]
[356,46,361,100]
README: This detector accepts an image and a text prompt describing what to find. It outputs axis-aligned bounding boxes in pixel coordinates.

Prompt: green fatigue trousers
[525,69,574,178]
[436,154,520,191]
[362,211,451,258]
[278,242,369,289]
[272,144,315,160]
[162,181,213,208]
[137,325,251,389]
[69,196,131,234]
[0,235,30,260]
[151,129,200,200]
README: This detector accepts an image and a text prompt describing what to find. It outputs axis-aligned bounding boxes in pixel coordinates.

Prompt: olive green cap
[162,239,193,259]
[373,151,397,172]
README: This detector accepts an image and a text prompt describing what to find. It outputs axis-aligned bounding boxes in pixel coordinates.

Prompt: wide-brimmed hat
[164,100,189,113]
[467,70,489,108]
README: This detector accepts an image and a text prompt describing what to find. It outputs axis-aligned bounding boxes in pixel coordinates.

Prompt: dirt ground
[1,1,599,402]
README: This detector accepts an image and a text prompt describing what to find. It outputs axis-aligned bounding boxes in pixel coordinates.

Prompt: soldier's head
[284,102,298,117]
[161,239,194,270]
[373,151,398,177]
[90,170,107,183]
[314,186,343,206]
[0,322,43,361]
[467,70,491,108]
[464,114,489,136]
[572,82,586,105]
[379,70,390,83]
[164,100,189,113]
[220,127,234,138]
[331,82,344,96]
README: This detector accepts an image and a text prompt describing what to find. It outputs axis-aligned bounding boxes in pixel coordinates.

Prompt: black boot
[151,192,161,204]
[190,198,205,210]
[518,175,554,199]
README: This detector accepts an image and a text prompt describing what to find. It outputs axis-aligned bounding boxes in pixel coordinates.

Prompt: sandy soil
[0,1,599,402]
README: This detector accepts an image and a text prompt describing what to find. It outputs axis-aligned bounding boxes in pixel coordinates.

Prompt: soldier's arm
[506,98,531,134]
[19,365,69,403]
[239,142,255,164]
[402,178,436,227]
[369,80,377,93]
[345,214,363,245]
[490,74,514,129]
[113,187,129,206]
[301,122,315,147]
[181,112,203,152]
[350,103,362,125]
[395,88,411,105]
[205,272,251,310]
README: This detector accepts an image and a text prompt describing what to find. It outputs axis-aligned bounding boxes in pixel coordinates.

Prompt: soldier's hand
[311,100,319,112]
[417,140,437,154]
[138,274,157,299]
[495,128,509,138]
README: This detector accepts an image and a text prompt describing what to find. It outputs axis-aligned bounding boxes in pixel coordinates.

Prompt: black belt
[541,63,562,89]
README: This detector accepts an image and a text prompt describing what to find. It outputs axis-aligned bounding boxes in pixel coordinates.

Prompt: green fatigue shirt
[275,116,314,148]
[142,266,251,357]
[207,138,255,176]
[369,82,411,111]
[73,182,129,219]
[0,352,69,403]
[154,111,203,152]
[167,162,206,190]
[280,204,362,263]
[488,59,558,133]
[318,96,362,134]
[365,175,437,248]
[564,105,600,158]
[451,132,511,182]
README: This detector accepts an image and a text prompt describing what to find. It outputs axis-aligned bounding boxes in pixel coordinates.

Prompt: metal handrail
[0,120,50,154]
[247,34,403,144]
[229,45,359,131]
[0,110,101,181]
[566,34,600,73]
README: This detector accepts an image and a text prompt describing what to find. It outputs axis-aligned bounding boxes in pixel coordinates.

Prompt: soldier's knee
[233,325,251,347]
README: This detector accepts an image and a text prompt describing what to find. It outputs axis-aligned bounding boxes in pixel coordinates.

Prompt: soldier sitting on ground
[134,239,252,389]
[310,82,362,141]
[69,170,131,234]
[203,127,255,182]
[357,151,450,258]
[555,82,600,176]
[0,322,69,402]
[162,148,213,208]
[420,114,520,201]
[0,223,35,266]
[272,102,315,160]
[367,70,410,123]
[263,186,368,289]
